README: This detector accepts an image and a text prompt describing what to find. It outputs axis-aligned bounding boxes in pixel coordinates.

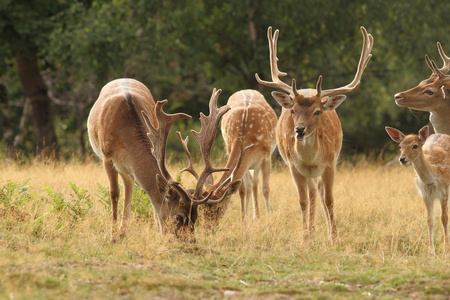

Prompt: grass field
[0,158,449,299]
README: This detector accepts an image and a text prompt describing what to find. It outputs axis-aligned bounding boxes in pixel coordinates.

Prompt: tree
[1,0,449,159]
[0,0,75,157]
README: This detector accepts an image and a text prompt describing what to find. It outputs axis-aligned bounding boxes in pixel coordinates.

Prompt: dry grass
[0,158,449,299]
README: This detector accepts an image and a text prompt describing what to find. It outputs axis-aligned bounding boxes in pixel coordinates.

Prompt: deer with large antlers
[394,43,450,134]
[385,125,450,255]
[176,90,276,228]
[88,78,240,242]
[255,27,373,241]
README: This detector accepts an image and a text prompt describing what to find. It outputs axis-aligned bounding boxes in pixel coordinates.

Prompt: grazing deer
[255,26,373,241]
[385,125,450,255]
[394,43,450,134]
[177,90,277,227]
[88,78,241,242]
[216,90,277,220]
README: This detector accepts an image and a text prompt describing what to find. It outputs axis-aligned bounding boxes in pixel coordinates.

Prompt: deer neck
[294,128,320,163]
[123,147,167,218]
[429,103,450,134]
[411,152,435,184]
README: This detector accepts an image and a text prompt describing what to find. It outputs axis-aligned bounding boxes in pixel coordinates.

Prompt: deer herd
[87,26,450,256]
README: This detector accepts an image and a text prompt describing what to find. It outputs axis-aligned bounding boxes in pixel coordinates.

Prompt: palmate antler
[178,88,244,202]
[141,100,190,181]
[190,89,231,198]
[255,26,374,100]
[141,100,215,205]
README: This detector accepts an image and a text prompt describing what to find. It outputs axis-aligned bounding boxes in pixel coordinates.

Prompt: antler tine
[425,54,441,76]
[321,26,374,98]
[437,42,450,74]
[176,131,199,179]
[141,100,191,181]
[191,88,230,198]
[255,26,294,94]
[427,57,450,82]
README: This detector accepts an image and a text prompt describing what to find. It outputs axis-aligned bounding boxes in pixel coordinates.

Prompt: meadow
[0,157,449,299]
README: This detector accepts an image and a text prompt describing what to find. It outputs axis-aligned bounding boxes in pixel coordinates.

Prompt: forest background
[0,0,448,161]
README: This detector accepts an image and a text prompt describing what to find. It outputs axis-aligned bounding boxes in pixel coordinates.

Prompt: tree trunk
[15,53,59,159]
[0,83,14,161]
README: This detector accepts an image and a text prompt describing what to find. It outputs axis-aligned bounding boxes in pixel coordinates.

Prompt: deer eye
[412,144,418,149]
[290,109,294,114]
[176,215,184,223]
[424,90,433,95]
[313,110,322,117]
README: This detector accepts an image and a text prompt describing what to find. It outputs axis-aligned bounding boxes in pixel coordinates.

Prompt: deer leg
[441,194,449,252]
[103,160,120,243]
[321,166,338,242]
[423,197,436,256]
[290,166,309,238]
[119,173,134,238]
[251,168,261,219]
[307,179,318,234]
[244,172,254,219]
[238,175,247,220]
[261,157,272,213]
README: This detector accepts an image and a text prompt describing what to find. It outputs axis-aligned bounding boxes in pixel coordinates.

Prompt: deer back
[219,90,277,180]
[88,78,158,174]
[423,134,450,183]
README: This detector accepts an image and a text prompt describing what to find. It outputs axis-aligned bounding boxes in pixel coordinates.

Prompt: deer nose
[295,126,306,134]
[399,157,407,165]
[394,93,402,100]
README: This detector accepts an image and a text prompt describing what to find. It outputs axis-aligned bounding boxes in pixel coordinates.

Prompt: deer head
[394,43,450,112]
[255,26,373,140]
[385,125,429,166]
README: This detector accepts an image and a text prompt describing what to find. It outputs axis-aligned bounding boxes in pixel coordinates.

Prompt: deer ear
[418,125,430,142]
[322,95,346,111]
[228,179,242,194]
[385,126,405,143]
[156,174,168,196]
[271,91,293,109]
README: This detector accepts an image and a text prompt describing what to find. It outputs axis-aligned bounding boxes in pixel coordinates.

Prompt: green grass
[0,159,449,299]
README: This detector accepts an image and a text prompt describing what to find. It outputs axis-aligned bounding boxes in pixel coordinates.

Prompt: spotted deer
[218,90,277,220]
[394,43,450,134]
[255,27,373,242]
[87,78,241,242]
[177,90,277,227]
[385,125,450,255]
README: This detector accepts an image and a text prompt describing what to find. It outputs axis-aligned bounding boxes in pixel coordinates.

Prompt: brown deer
[87,78,241,242]
[255,26,373,242]
[385,125,450,255]
[177,89,277,227]
[394,43,450,134]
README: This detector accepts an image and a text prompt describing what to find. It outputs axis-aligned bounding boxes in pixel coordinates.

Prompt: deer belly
[296,162,325,178]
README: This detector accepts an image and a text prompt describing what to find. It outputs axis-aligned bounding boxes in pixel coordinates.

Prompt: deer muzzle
[295,126,306,140]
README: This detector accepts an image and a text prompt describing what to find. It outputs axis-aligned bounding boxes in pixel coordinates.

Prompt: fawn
[386,125,450,255]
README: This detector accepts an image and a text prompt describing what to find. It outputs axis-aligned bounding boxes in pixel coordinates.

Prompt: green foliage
[131,182,153,218]
[1,0,450,157]
[0,179,32,207]
[67,182,93,220]
[93,182,154,218]
[42,182,93,220]
[94,182,111,210]
[42,185,66,212]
